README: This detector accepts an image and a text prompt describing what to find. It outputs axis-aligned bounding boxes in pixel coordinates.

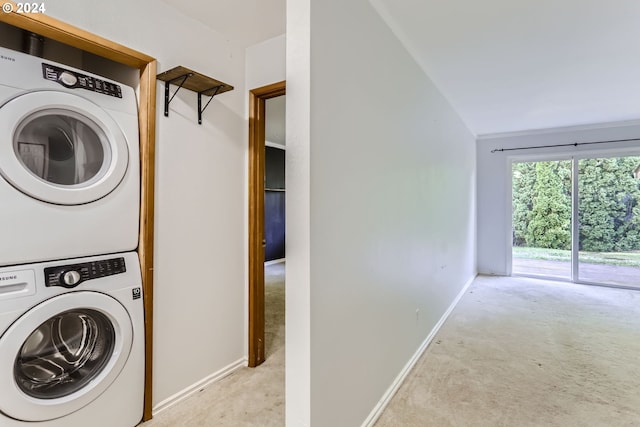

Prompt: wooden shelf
[157,66,233,96]
[157,66,234,124]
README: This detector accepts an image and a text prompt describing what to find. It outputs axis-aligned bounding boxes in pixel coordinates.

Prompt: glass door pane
[16,112,108,186]
[577,156,640,288]
[512,160,573,280]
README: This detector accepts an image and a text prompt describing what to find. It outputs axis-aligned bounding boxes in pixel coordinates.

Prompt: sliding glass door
[512,160,572,281]
[577,157,640,288]
[512,155,640,289]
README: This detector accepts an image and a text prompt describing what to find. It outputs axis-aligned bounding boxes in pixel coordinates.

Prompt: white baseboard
[265,258,285,266]
[152,357,247,416]
[360,274,477,427]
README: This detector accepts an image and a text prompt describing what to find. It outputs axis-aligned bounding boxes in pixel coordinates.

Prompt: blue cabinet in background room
[265,146,285,261]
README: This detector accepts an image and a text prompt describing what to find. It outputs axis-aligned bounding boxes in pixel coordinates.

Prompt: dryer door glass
[0,91,131,205]
[14,309,115,399]
[14,111,109,187]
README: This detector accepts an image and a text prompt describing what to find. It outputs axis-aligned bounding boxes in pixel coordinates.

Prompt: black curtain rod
[490,137,640,153]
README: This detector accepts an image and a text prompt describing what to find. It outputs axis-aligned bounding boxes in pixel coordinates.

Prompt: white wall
[477,121,640,275]
[44,0,248,411]
[246,34,286,91]
[243,34,287,357]
[286,0,312,423]
[287,0,477,424]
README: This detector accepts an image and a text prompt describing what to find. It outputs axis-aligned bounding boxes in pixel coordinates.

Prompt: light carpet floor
[141,273,640,427]
[140,262,285,427]
[375,275,640,427]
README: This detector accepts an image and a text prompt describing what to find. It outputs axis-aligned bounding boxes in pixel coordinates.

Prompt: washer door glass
[0,292,133,422]
[15,309,115,399]
[0,91,130,205]
[15,112,108,187]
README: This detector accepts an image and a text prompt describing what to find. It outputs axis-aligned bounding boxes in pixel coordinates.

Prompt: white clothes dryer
[0,251,144,427]
[0,46,140,267]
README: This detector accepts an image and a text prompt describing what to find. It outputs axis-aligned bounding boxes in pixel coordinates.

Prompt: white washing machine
[0,251,144,427]
[0,46,140,267]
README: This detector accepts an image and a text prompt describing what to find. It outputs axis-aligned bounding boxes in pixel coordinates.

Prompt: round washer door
[0,90,130,205]
[0,291,133,422]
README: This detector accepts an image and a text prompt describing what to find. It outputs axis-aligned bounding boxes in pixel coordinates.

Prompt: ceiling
[371,0,640,136]
[166,0,640,136]
[162,0,285,47]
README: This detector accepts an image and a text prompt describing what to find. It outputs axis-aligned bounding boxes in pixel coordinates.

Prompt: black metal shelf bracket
[157,66,233,124]
[164,73,192,117]
[197,85,224,125]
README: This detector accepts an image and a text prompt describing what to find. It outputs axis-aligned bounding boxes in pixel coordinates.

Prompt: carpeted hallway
[141,272,640,426]
[375,275,640,427]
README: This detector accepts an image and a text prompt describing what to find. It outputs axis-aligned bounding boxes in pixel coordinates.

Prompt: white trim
[265,258,285,266]
[152,357,247,416]
[265,141,286,150]
[360,274,477,427]
[506,157,514,276]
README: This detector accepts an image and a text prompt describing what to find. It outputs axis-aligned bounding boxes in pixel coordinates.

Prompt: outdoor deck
[513,257,640,289]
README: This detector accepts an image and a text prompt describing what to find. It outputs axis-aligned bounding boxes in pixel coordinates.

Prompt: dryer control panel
[42,63,123,98]
[44,257,126,288]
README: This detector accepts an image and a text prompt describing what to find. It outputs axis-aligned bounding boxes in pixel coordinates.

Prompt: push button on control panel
[45,257,127,288]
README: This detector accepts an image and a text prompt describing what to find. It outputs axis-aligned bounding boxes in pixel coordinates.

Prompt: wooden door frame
[0,4,157,421]
[248,81,286,367]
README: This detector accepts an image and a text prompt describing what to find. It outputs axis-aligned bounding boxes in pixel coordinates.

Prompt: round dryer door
[0,90,130,205]
[0,292,133,422]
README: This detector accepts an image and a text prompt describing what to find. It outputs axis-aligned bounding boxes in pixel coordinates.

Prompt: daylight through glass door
[577,157,640,288]
[512,160,573,281]
[512,156,640,289]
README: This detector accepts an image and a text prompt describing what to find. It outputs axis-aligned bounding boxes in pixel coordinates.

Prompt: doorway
[512,155,640,289]
[264,96,286,264]
[248,81,286,367]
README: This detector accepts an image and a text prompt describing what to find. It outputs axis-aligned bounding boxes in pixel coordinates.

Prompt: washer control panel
[45,257,126,288]
[42,63,123,98]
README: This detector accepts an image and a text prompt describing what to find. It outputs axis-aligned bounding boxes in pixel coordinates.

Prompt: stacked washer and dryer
[0,46,145,427]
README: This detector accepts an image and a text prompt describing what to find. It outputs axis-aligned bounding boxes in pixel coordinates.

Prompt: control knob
[59,71,78,87]
[61,270,82,287]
